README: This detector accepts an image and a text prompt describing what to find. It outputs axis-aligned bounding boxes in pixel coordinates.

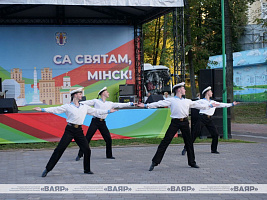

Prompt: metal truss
[0,17,130,25]
[134,23,144,103]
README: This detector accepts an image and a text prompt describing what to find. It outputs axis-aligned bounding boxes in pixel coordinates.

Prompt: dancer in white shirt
[138,82,219,171]
[75,87,136,160]
[33,88,116,177]
[181,86,239,155]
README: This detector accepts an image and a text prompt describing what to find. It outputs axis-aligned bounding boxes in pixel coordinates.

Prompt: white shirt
[197,98,233,116]
[43,103,108,125]
[81,99,132,119]
[146,96,210,119]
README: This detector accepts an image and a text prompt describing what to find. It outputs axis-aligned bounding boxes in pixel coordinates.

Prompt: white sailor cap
[70,88,83,95]
[98,87,107,95]
[202,86,212,94]
[172,82,185,91]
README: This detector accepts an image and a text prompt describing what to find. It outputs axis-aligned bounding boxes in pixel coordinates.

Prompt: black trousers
[46,125,91,172]
[78,118,113,158]
[152,118,196,166]
[185,114,219,152]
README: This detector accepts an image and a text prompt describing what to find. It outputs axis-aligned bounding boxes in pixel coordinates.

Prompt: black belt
[93,117,105,121]
[173,117,188,122]
[67,123,82,128]
[200,113,212,118]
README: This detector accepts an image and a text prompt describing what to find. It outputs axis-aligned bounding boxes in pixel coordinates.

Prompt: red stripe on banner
[7,113,132,139]
[6,113,68,138]
[0,113,133,142]
[0,114,61,142]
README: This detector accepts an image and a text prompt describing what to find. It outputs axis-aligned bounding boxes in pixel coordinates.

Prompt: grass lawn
[0,137,252,150]
[233,102,267,124]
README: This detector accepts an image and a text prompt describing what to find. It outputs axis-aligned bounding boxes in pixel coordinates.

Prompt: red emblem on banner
[55,32,67,46]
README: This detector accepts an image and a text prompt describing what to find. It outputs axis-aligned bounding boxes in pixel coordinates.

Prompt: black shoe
[190,164,200,168]
[41,169,48,177]
[149,162,157,171]
[181,148,187,155]
[107,156,115,159]
[211,151,220,154]
[75,155,81,161]
[84,170,94,174]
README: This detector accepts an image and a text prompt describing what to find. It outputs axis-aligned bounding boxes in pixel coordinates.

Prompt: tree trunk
[160,14,167,65]
[224,0,235,120]
[153,18,161,65]
[185,0,197,99]
[152,18,158,64]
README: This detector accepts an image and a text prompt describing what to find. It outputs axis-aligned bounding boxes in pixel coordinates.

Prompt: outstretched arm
[112,102,137,108]
[215,101,240,108]
[33,105,67,113]
[86,106,117,116]
[190,100,219,110]
[33,107,42,112]
[137,103,145,108]
[137,99,171,109]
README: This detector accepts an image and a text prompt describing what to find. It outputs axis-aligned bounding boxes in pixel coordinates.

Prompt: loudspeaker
[199,69,223,99]
[198,69,213,92]
[212,69,223,99]
[0,98,18,114]
[119,96,135,103]
[145,95,164,104]
[119,84,135,96]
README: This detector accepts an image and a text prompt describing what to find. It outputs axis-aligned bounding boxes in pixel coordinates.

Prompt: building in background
[39,68,56,105]
[239,0,267,51]
[11,68,25,99]
[60,75,83,104]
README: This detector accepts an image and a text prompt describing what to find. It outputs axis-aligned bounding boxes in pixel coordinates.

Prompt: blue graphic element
[234,88,267,95]
[54,109,157,129]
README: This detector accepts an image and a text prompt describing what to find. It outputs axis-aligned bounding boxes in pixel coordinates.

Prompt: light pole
[221,0,228,139]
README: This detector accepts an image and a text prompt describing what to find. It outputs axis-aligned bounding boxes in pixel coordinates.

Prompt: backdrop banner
[0,108,172,144]
[0,25,135,106]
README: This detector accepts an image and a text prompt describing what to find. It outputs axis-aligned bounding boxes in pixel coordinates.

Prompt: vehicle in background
[144,63,172,96]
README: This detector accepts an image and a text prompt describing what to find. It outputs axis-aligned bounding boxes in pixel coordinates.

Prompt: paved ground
[231,123,267,143]
[0,140,266,199]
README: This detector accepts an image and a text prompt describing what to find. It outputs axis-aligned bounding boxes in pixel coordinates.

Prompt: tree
[225,0,234,119]
[143,14,173,67]
[185,0,197,98]
[143,0,252,99]
[159,14,168,65]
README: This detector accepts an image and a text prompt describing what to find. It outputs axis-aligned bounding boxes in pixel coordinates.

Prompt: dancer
[75,86,136,161]
[181,86,239,155]
[138,82,219,171]
[33,88,117,177]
